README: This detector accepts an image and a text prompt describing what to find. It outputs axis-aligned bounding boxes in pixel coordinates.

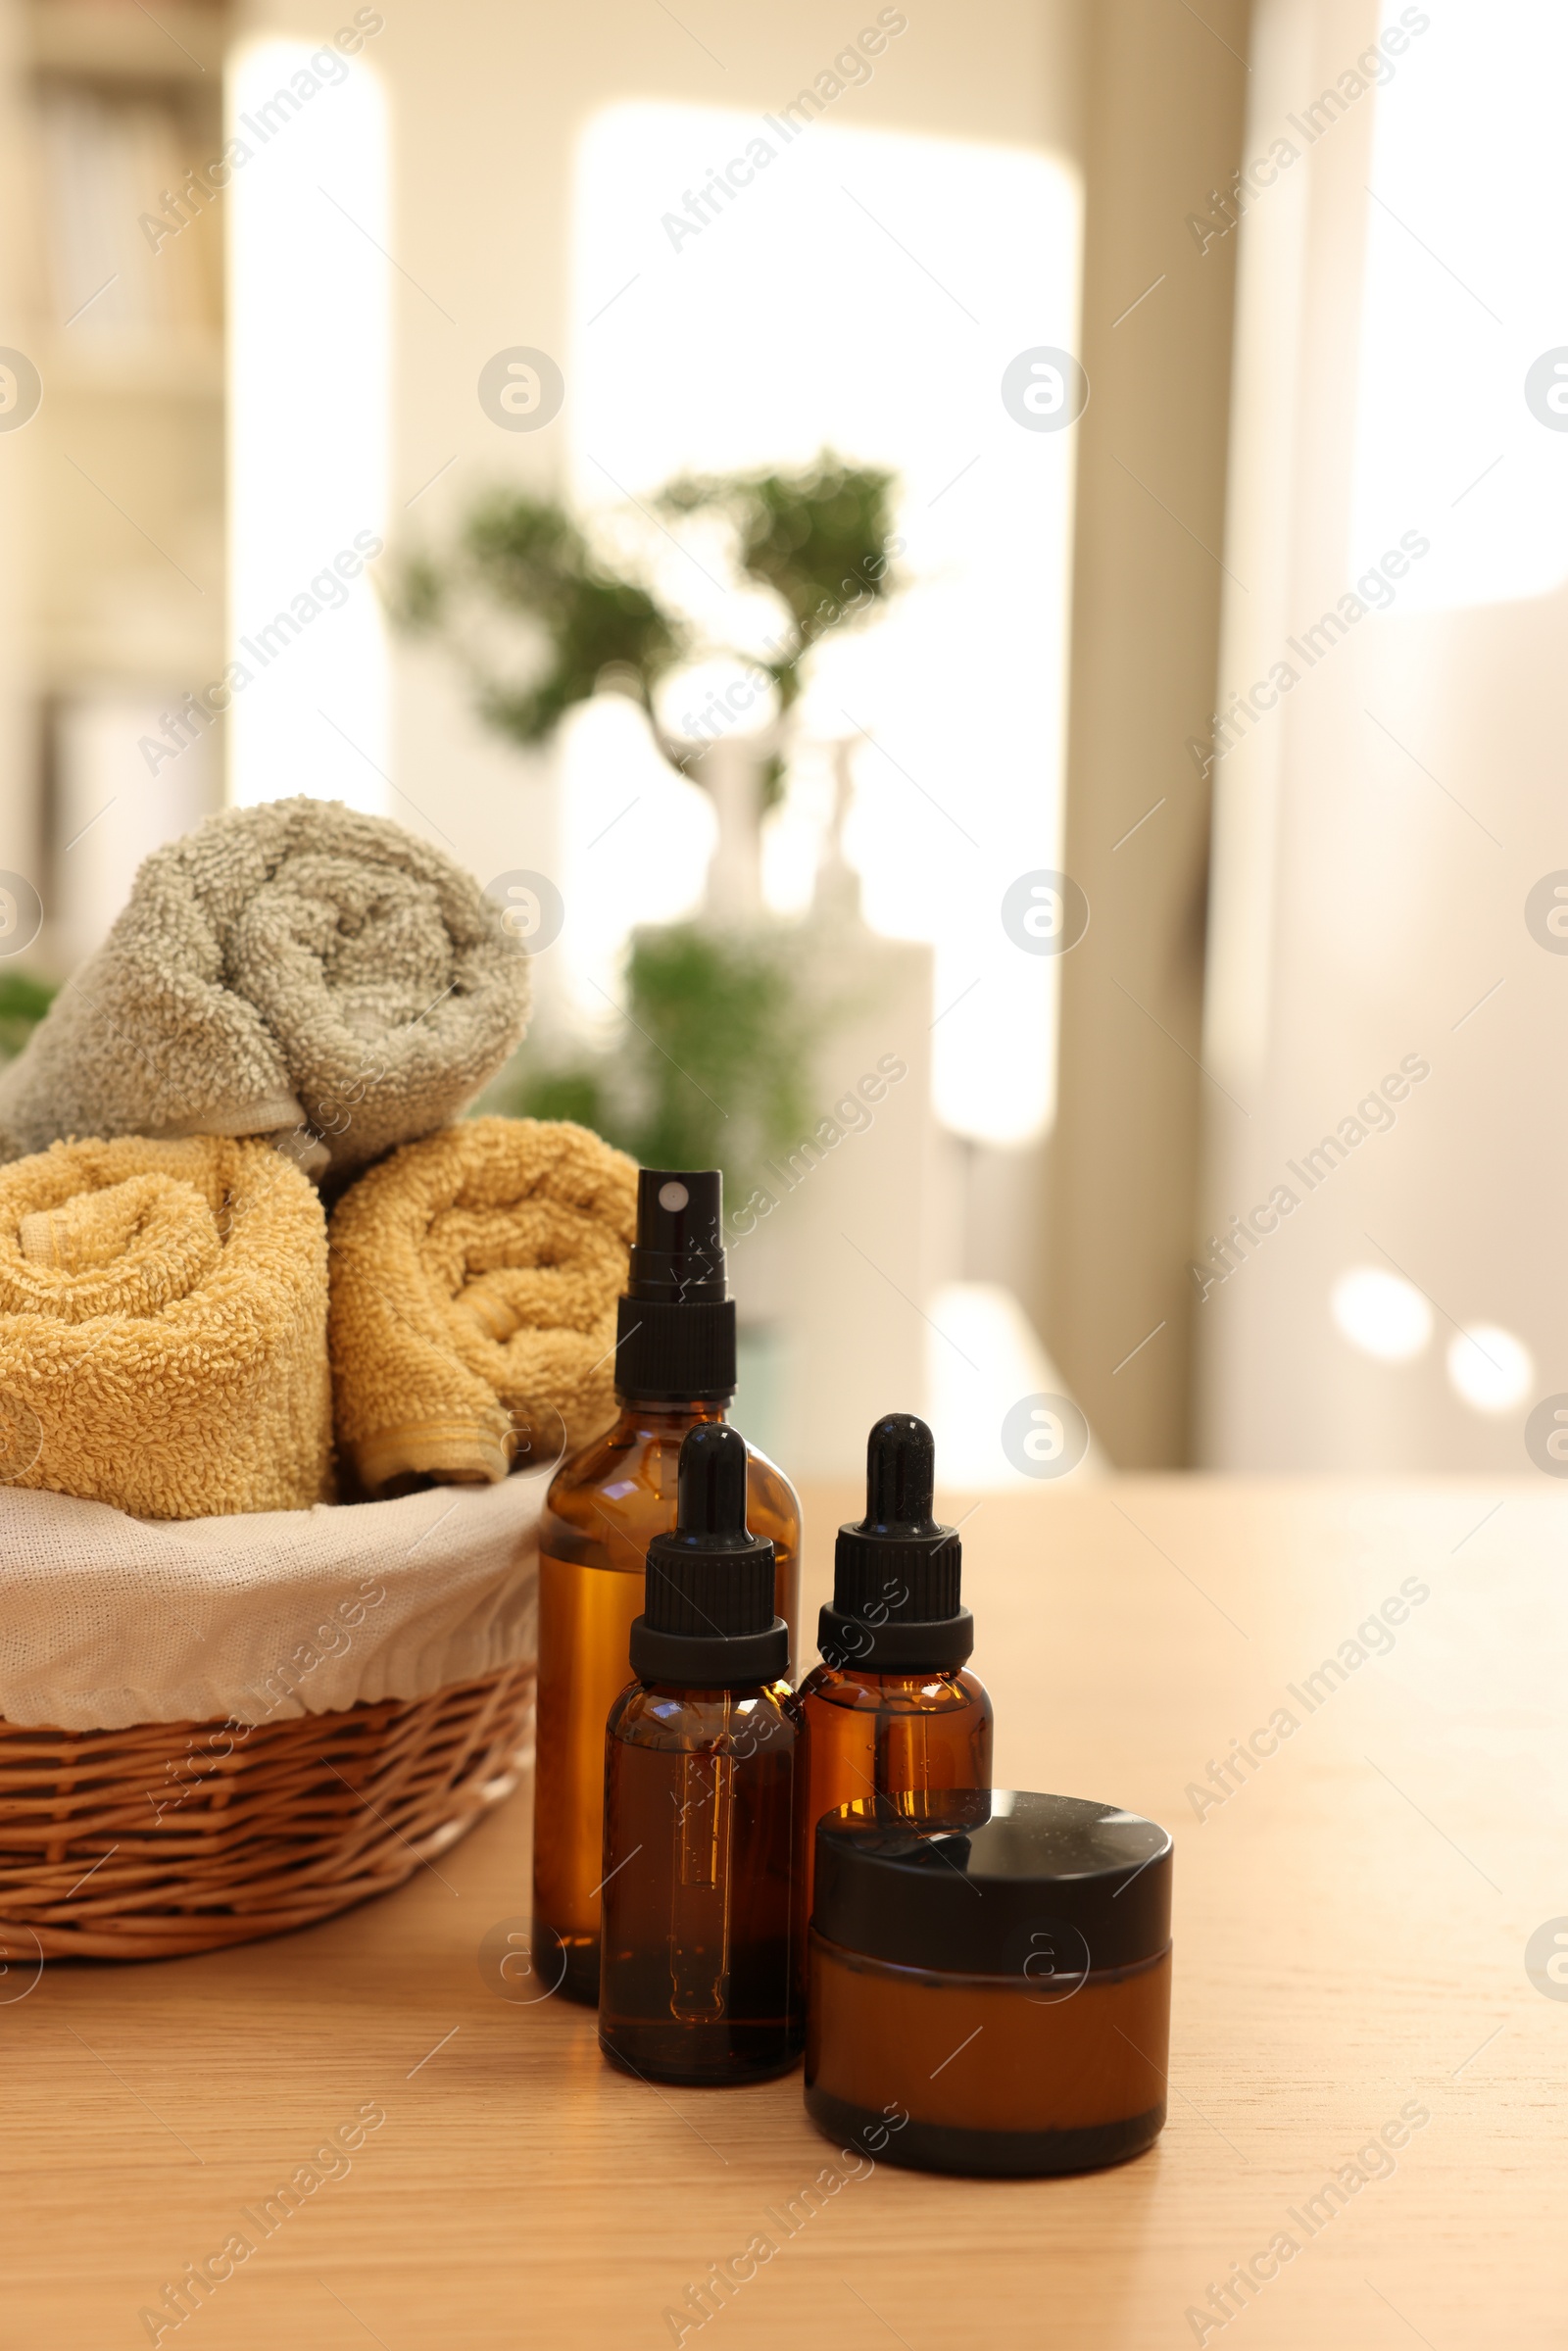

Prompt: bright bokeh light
[925,1280,1099,1491]
[227,40,388,808]
[1351,0,1568,611]
[572,103,1081,1144]
[1330,1265,1433,1363]
[653,657,779,750]
[1446,1324,1533,1414]
[555,696,715,1027]
[54,696,217,965]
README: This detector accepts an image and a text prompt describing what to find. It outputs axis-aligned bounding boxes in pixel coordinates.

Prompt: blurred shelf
[26,0,227,83]
[36,622,226,690]
[39,330,224,398]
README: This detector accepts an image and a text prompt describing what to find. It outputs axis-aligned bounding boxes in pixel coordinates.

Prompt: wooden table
[4,1478,1560,2349]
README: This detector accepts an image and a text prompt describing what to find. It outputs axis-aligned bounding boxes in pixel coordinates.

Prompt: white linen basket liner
[0,1475,543,1733]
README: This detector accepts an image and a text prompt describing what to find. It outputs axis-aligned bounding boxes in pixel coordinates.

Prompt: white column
[226,34,389,810]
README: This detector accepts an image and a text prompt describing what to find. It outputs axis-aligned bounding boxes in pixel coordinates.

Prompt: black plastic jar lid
[812,1789,1171,1978]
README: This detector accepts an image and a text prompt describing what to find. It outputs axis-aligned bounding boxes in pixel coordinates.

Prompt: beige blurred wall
[0,0,36,892]
[1036,0,1251,1467]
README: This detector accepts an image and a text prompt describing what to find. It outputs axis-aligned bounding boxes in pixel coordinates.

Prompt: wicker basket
[0,1663,534,1961]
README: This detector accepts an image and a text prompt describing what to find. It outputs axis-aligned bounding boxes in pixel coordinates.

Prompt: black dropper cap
[630,1424,786,1689]
[613,1169,737,1401]
[818,1414,971,1672]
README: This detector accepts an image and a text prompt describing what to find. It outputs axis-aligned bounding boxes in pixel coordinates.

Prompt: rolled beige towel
[0,797,530,1178]
[0,1135,331,1518]
[328,1117,637,1496]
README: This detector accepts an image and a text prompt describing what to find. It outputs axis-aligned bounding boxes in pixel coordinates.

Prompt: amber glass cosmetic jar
[805,1789,1172,2176]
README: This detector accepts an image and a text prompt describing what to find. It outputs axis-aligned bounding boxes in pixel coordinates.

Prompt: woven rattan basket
[0,1662,534,1962]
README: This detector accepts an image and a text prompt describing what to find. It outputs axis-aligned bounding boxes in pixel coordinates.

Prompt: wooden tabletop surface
[3,1476,1559,2350]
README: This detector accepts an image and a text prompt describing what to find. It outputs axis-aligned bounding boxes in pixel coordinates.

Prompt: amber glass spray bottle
[795,1412,992,1929]
[533,1169,801,2005]
[600,1422,804,2085]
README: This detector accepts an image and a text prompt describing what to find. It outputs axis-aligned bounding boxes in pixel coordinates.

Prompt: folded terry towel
[0,1135,331,1519]
[0,797,530,1177]
[328,1116,637,1494]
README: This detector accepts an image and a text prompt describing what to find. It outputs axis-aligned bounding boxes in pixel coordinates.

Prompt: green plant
[391,490,685,748]
[659,450,902,720]
[620,924,813,1181]
[0,970,57,1062]
[402,457,902,1198]
[493,924,815,1208]
[391,453,901,757]
[504,1064,611,1134]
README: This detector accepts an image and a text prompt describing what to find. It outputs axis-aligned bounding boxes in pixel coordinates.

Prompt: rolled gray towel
[0,798,531,1178]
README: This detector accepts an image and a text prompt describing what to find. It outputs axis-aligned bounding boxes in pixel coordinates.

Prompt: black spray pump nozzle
[819,1412,972,1673]
[614,1169,737,1401]
[626,1168,727,1302]
[630,1424,786,1688]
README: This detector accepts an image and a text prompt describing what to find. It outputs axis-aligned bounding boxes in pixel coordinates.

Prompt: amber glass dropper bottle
[533,1168,801,2006]
[600,1422,804,2085]
[795,1412,992,1931]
